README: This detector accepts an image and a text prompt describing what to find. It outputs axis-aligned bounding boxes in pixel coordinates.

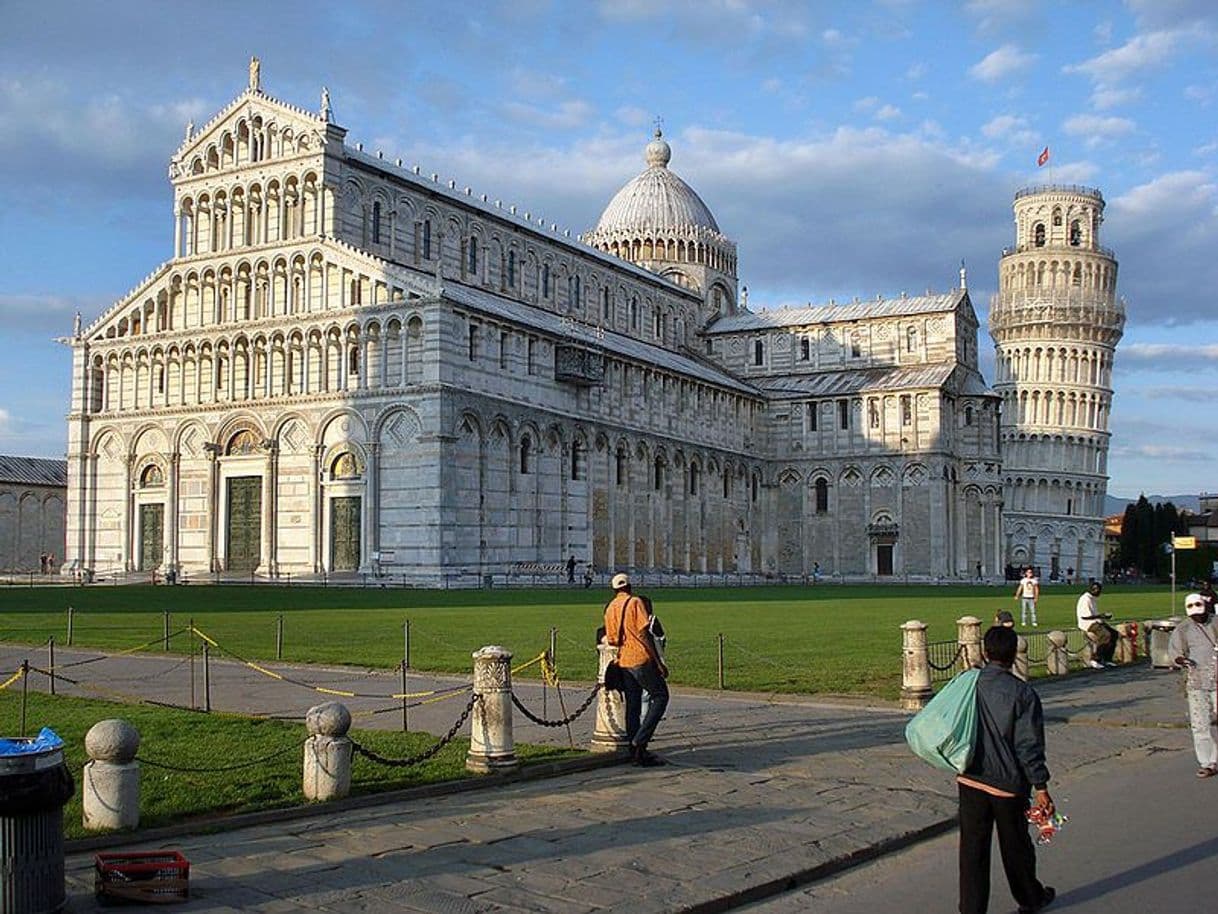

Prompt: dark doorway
[226,476,261,572]
[330,496,361,572]
[139,503,164,571]
[877,543,894,576]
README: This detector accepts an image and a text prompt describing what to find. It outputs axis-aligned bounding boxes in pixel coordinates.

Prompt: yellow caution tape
[190,627,219,647]
[0,668,24,691]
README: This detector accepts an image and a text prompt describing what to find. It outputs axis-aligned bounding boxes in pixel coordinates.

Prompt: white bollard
[901,620,933,711]
[466,645,517,773]
[591,641,629,753]
[956,615,983,670]
[1046,630,1071,676]
[303,701,352,801]
[1014,635,1029,682]
[82,719,140,831]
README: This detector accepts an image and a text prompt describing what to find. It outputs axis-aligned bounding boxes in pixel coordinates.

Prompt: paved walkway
[2,642,1190,913]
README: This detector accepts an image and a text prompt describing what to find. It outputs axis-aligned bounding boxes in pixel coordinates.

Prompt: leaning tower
[990,185,1125,582]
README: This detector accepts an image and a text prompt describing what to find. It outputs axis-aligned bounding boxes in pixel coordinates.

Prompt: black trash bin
[0,729,74,914]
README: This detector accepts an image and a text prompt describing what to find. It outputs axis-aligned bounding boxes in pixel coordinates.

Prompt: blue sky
[1,0,1215,498]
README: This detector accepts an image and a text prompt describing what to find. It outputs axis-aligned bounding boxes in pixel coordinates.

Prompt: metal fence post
[20,659,29,736]
[717,633,725,690]
[276,614,284,660]
[202,643,212,712]
[66,605,74,646]
[163,610,170,651]
[47,638,55,696]
[189,618,196,709]
[402,619,411,732]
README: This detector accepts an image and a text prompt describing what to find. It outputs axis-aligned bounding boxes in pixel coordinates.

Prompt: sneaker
[1019,886,1056,913]
[1196,766,1216,779]
[1104,661,1117,667]
[1088,660,1104,669]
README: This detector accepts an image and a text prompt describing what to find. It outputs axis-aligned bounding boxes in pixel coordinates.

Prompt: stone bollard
[466,645,517,773]
[303,701,352,801]
[900,621,933,711]
[1115,622,1136,664]
[1046,630,1071,676]
[956,616,983,670]
[1014,635,1029,682]
[82,719,140,831]
[1148,618,1181,669]
[591,641,629,753]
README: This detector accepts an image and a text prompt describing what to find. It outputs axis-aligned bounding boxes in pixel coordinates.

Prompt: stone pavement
[37,654,1190,913]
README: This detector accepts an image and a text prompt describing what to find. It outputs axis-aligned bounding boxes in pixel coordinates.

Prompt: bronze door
[877,543,894,576]
[139,503,164,570]
[226,477,262,571]
[330,497,361,572]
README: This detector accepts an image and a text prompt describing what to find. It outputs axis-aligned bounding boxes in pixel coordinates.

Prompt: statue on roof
[184,119,194,142]
[73,311,82,338]
[248,56,261,92]
[320,86,331,122]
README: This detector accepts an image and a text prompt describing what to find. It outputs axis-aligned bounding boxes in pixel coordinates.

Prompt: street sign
[1172,535,1197,550]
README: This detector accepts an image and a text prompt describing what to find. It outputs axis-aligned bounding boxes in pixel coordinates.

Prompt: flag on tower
[1037,146,1050,167]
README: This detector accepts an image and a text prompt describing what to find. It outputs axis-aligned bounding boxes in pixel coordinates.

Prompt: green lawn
[0,691,575,840]
[0,583,1173,699]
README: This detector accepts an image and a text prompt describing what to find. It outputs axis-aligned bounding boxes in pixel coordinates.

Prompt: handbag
[603,600,628,693]
[905,668,980,773]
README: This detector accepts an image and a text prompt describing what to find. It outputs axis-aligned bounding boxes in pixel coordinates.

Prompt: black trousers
[958,783,1045,914]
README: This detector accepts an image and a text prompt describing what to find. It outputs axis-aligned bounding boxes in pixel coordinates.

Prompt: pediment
[170,89,340,181]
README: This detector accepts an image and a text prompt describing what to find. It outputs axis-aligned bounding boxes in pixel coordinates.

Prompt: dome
[593,129,720,235]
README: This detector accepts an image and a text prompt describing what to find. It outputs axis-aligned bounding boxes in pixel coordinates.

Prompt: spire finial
[959,259,967,290]
[645,119,671,168]
[653,115,664,138]
[248,56,261,92]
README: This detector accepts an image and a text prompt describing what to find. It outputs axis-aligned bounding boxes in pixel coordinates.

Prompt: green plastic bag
[905,668,980,773]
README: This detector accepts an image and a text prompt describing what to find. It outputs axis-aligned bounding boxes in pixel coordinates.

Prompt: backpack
[638,594,667,662]
[905,668,980,773]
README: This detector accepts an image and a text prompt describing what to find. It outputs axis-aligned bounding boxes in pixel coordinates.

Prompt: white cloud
[969,44,1037,83]
[980,114,1038,147]
[0,408,11,436]
[1184,84,1216,105]
[874,104,901,121]
[1118,343,1218,370]
[501,99,594,130]
[1110,443,1211,462]
[1064,28,1198,84]
[1062,113,1136,147]
[905,62,927,81]
[1091,85,1142,109]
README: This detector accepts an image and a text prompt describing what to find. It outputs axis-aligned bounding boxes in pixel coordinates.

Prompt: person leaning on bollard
[957,626,1057,914]
[603,572,669,766]
[1168,593,1218,779]
[1075,580,1117,669]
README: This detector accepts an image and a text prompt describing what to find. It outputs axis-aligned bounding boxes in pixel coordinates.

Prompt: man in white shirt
[1168,593,1218,778]
[1076,581,1117,668]
[1013,567,1039,627]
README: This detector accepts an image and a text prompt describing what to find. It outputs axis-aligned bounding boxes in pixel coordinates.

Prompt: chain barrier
[726,638,792,672]
[27,664,198,712]
[135,739,306,773]
[57,627,193,670]
[927,644,967,672]
[350,693,479,768]
[189,625,449,701]
[510,683,600,728]
[0,666,25,691]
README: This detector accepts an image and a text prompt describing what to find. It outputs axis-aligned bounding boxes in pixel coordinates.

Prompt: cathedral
[61,64,1116,583]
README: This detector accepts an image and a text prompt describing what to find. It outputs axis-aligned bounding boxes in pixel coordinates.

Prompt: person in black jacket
[957,626,1057,914]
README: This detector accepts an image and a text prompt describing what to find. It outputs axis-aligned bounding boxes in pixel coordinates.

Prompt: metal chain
[511,684,601,728]
[927,644,967,672]
[136,739,306,773]
[350,693,479,768]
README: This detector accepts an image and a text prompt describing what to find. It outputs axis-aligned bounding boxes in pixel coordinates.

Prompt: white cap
[1184,593,1207,616]
[611,572,630,590]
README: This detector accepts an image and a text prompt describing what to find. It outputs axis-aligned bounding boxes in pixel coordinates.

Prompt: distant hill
[1105,493,1202,515]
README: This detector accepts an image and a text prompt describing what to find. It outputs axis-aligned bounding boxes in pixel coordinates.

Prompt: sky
[0,0,1215,499]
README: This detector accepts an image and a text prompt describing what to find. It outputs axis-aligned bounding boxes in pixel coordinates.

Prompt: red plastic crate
[95,850,189,904]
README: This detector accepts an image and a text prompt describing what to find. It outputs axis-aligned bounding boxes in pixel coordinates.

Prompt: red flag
[1037,146,1050,167]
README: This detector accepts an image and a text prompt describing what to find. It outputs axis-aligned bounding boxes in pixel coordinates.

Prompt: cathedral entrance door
[876,543,894,576]
[139,503,164,571]
[330,497,361,572]
[226,477,262,572]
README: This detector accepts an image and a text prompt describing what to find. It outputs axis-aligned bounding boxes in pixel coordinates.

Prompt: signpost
[1169,535,1198,614]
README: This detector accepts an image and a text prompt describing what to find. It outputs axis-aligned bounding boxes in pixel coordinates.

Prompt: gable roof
[171,87,329,166]
[706,289,967,334]
[0,455,67,488]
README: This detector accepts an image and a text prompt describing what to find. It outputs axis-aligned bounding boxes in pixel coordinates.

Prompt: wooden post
[47,638,55,696]
[276,613,284,660]
[67,605,74,646]
[163,610,170,651]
